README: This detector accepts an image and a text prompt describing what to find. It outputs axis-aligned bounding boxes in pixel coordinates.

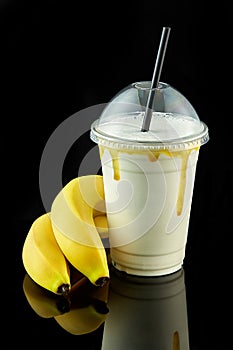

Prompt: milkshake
[90,81,209,276]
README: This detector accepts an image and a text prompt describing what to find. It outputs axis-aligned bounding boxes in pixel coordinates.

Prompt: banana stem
[70,276,89,293]
[95,277,110,287]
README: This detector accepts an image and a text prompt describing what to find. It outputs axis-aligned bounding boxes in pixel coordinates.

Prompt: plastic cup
[90,81,209,276]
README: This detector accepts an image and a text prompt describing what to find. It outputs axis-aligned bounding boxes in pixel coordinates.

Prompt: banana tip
[95,277,110,287]
[57,284,71,296]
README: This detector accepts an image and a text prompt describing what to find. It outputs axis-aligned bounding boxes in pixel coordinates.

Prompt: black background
[2,0,232,349]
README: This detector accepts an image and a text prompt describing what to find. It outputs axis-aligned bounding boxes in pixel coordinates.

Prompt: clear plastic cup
[90,81,209,276]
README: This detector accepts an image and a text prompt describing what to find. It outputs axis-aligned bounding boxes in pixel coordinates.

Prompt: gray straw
[141,27,171,132]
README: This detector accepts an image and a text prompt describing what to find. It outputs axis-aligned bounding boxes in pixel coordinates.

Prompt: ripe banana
[23,273,70,318]
[51,175,110,287]
[22,213,71,295]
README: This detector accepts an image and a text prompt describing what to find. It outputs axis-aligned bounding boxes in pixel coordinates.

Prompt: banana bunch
[22,270,110,335]
[22,175,110,296]
[51,175,109,287]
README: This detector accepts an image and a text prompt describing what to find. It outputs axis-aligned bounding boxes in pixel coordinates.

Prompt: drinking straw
[141,27,171,132]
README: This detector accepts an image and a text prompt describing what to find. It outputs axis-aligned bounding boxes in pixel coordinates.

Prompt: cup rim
[90,119,209,151]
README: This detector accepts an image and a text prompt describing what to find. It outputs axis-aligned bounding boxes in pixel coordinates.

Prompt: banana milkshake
[90,81,209,276]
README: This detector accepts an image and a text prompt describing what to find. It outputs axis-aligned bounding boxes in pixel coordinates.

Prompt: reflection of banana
[55,274,110,335]
[54,298,109,335]
[51,175,109,287]
[23,274,70,318]
[22,213,71,295]
[23,267,110,335]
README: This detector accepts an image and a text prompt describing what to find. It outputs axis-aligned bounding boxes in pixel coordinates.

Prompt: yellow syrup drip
[99,146,104,160]
[99,146,120,181]
[176,149,192,216]
[173,331,180,350]
[109,149,120,181]
[99,145,199,216]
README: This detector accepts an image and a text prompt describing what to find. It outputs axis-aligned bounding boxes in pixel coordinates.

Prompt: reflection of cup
[101,267,189,349]
[91,81,209,276]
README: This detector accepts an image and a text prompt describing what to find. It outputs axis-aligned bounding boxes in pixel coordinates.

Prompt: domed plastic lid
[90,81,209,150]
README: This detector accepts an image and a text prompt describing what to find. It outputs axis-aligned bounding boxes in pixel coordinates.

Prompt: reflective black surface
[102,267,189,349]
[12,218,232,349]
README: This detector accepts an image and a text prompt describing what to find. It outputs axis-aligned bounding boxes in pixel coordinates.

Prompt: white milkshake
[90,82,209,276]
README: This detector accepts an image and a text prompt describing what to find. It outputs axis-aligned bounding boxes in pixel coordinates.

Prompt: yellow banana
[22,213,71,295]
[51,175,110,287]
[23,273,71,318]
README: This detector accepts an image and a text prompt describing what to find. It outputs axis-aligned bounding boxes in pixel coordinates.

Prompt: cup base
[111,260,182,277]
[110,247,184,277]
